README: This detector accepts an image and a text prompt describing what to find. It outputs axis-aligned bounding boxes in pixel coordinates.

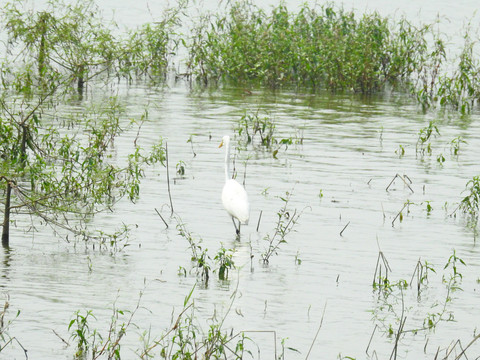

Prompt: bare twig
[52,329,69,346]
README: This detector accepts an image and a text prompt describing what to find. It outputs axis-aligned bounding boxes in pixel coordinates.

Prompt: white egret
[219,135,249,235]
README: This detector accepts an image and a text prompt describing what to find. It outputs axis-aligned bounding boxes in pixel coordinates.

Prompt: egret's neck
[224,142,231,181]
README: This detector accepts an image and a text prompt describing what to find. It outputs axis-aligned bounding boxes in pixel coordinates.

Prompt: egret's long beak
[218,140,224,148]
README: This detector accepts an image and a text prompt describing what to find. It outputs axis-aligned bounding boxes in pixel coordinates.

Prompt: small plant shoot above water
[450,136,467,156]
[416,120,440,156]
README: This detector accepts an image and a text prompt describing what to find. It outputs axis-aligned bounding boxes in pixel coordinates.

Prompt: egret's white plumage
[219,135,249,234]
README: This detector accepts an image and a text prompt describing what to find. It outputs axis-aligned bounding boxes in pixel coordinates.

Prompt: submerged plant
[176,160,186,176]
[69,310,98,358]
[235,111,275,149]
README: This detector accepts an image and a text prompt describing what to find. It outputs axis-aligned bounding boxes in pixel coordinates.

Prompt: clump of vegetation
[1,0,180,93]
[0,96,165,248]
[234,110,301,158]
[184,2,480,113]
[185,2,455,97]
[186,2,417,92]
[68,292,141,360]
[66,287,252,360]
[175,215,237,283]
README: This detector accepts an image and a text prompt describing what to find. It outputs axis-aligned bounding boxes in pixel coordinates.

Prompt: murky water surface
[1,1,480,359]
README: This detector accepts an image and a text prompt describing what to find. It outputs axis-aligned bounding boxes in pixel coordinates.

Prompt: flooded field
[1,1,480,359]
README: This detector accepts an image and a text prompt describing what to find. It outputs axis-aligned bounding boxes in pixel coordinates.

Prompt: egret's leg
[231,217,240,235]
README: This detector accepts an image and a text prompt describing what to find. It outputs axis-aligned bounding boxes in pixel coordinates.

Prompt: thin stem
[165,142,174,216]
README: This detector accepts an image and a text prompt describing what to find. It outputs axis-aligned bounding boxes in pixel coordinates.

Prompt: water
[2,1,480,359]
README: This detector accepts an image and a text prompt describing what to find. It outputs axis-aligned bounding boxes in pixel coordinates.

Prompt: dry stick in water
[340,221,350,236]
[454,333,480,359]
[366,324,378,356]
[386,173,414,193]
[373,251,391,286]
[256,210,263,232]
[392,201,411,227]
[409,258,425,296]
[444,340,463,359]
[305,302,327,359]
[155,207,169,229]
[165,142,174,215]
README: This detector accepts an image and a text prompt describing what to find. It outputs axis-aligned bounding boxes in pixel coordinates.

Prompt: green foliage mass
[186,2,427,93]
